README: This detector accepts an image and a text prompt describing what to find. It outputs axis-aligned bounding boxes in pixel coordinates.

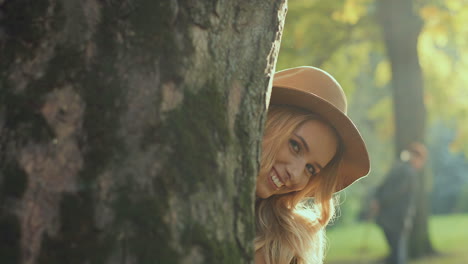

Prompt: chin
[256,191,267,199]
[255,186,271,199]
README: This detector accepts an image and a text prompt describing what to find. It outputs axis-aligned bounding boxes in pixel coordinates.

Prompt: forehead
[294,119,339,166]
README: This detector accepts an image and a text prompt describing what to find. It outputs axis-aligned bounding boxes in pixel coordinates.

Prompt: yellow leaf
[374,60,391,87]
[446,0,465,11]
[332,0,370,24]
[420,5,441,20]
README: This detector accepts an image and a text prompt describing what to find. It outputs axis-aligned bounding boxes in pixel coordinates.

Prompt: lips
[270,168,285,189]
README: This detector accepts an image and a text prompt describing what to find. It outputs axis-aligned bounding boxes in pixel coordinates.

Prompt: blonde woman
[255,67,370,264]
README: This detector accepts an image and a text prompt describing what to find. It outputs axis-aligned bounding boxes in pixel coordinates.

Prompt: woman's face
[256,119,339,199]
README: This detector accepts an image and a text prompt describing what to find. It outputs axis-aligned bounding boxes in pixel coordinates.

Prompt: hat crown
[273,67,347,114]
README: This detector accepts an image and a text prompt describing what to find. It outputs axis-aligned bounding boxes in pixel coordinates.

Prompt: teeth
[271,171,283,188]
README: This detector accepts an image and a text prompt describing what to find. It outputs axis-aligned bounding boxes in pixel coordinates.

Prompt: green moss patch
[160,86,231,193]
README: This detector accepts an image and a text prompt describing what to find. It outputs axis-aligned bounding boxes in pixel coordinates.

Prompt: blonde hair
[255,105,343,264]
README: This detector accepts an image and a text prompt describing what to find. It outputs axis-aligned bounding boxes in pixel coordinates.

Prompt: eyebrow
[294,133,324,170]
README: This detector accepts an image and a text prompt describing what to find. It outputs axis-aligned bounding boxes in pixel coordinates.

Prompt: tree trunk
[377,0,434,258]
[0,1,287,263]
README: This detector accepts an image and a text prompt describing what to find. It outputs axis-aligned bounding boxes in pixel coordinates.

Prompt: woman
[255,66,370,264]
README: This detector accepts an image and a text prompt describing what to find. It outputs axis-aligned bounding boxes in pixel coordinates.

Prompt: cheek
[298,175,312,189]
[275,142,293,161]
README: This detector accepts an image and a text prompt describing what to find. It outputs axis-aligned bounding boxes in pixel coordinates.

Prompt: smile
[270,169,284,189]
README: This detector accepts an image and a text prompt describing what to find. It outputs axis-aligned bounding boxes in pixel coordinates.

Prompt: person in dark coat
[371,142,427,264]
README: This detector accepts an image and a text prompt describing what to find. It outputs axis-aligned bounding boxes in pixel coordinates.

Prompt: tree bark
[0,1,287,263]
[376,0,434,258]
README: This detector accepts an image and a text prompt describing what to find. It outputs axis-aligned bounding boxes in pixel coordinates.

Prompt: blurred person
[255,67,370,264]
[371,142,428,264]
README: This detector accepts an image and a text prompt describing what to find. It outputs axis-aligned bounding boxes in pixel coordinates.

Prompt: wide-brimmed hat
[271,66,370,192]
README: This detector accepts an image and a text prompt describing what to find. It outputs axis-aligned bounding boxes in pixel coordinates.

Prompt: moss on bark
[160,87,231,191]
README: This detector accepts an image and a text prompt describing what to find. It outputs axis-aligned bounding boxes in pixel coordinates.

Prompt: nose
[286,157,309,190]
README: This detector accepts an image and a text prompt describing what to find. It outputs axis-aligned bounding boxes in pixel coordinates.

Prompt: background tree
[0,1,287,263]
[377,0,433,257]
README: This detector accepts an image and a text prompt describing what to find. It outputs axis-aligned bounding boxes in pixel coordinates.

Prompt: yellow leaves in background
[448,65,468,155]
[367,97,394,140]
[420,5,450,46]
[445,0,467,11]
[332,0,371,24]
[322,40,372,97]
[420,5,442,20]
[374,60,391,87]
[420,2,468,47]
[419,33,452,78]
[291,0,319,8]
[451,4,468,47]
[292,16,310,50]
[277,0,356,70]
[418,1,468,155]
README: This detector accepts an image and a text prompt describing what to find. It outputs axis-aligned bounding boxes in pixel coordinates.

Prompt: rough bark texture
[377,0,434,258]
[0,1,287,263]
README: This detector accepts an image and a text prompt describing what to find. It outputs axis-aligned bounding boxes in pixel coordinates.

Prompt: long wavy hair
[255,105,344,264]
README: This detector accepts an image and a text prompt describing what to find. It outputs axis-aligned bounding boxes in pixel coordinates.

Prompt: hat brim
[271,86,370,192]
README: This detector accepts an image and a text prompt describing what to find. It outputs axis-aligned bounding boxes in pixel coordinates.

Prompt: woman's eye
[289,139,300,153]
[306,164,316,176]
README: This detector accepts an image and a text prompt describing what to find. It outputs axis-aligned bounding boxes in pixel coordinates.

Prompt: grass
[324,214,468,264]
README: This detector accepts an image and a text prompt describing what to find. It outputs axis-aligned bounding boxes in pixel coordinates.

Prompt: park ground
[325,214,468,264]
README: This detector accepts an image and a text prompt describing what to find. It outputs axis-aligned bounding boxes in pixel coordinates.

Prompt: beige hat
[271,66,370,192]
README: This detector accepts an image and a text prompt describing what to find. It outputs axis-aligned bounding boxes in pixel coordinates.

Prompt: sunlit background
[276,0,468,263]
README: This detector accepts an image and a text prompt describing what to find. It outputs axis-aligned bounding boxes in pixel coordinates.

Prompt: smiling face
[256,119,339,199]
